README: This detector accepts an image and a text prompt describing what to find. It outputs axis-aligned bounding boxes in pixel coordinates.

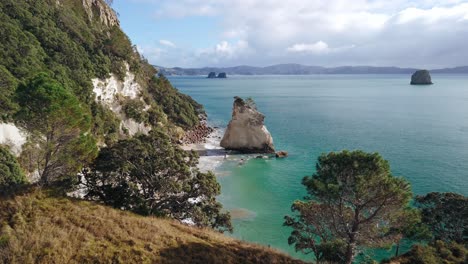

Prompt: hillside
[0,0,203,147]
[0,189,306,264]
[156,64,468,76]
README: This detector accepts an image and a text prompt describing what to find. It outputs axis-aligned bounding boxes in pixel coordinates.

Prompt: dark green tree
[285,150,412,264]
[15,73,97,185]
[0,145,27,190]
[82,129,232,232]
[415,192,467,244]
[0,66,18,121]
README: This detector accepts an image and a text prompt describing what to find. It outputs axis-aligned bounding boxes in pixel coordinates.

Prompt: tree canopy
[15,73,97,185]
[415,192,468,244]
[82,129,232,232]
[285,150,412,264]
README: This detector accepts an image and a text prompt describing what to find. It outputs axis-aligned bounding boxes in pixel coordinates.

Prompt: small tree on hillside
[284,150,412,264]
[0,145,27,191]
[15,73,97,185]
[82,129,232,232]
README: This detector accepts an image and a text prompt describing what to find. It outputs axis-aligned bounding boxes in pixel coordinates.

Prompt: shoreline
[181,126,227,173]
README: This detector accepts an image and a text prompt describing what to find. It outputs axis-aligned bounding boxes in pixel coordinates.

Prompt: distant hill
[155,64,468,76]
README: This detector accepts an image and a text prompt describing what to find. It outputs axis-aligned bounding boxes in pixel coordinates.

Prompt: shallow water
[170,74,468,261]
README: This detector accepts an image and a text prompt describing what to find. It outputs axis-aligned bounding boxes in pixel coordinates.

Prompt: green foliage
[415,192,468,244]
[0,66,18,121]
[122,98,148,123]
[385,240,467,264]
[285,150,413,264]
[15,74,97,185]
[0,0,203,143]
[148,75,204,129]
[0,146,27,190]
[82,129,232,232]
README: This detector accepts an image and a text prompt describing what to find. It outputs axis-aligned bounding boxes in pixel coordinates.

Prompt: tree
[15,73,97,185]
[415,192,467,244]
[82,129,232,232]
[0,66,18,121]
[0,145,27,190]
[284,150,412,264]
[386,208,431,257]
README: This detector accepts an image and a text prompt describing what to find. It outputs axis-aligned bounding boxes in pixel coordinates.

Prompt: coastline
[181,126,227,173]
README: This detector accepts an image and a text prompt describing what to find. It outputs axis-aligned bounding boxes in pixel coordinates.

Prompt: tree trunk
[345,241,356,264]
[395,242,400,257]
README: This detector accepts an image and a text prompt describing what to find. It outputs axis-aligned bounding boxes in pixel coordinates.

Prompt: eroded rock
[220,97,275,153]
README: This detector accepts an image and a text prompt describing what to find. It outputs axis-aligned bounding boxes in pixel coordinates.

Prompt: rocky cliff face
[92,63,151,136]
[81,0,119,27]
[220,97,275,153]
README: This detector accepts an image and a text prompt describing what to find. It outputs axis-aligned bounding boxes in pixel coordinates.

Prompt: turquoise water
[169,75,468,261]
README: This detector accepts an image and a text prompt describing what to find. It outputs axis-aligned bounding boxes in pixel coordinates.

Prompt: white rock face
[0,123,27,156]
[92,63,151,136]
[220,97,275,153]
[81,0,119,27]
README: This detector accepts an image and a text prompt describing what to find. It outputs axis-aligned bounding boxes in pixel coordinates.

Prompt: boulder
[275,151,288,158]
[410,70,433,85]
[220,97,275,153]
[217,72,227,78]
[207,72,217,78]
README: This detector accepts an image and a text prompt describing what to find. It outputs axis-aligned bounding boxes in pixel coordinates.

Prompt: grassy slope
[0,189,307,264]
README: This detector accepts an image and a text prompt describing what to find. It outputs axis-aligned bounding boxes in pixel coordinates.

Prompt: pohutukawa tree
[284,150,412,264]
[82,129,232,232]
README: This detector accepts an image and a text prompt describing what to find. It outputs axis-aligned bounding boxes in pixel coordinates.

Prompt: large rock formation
[207,72,217,78]
[217,72,227,78]
[220,97,275,153]
[411,70,433,85]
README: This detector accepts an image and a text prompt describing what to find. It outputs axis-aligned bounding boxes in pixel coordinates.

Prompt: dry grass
[0,188,307,264]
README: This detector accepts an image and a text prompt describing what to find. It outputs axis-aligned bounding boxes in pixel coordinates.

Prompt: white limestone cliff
[92,63,151,136]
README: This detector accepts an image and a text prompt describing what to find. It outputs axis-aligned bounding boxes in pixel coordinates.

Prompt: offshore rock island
[221,97,275,153]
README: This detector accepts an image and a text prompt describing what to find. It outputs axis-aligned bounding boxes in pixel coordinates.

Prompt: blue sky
[112,0,468,68]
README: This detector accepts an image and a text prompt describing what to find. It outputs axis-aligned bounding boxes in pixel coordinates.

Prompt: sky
[112,0,468,68]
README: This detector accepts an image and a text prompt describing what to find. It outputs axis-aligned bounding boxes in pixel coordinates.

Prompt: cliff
[0,0,203,149]
[221,97,275,153]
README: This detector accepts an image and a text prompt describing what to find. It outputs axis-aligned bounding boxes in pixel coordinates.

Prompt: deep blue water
[169,74,468,261]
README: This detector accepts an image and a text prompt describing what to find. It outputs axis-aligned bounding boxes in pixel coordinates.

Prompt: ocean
[169,74,468,261]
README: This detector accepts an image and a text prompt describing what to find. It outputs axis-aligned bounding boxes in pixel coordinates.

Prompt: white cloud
[196,40,251,64]
[159,39,176,48]
[287,41,330,54]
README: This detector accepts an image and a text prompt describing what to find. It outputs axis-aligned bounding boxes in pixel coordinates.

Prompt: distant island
[155,64,468,76]
[207,72,227,78]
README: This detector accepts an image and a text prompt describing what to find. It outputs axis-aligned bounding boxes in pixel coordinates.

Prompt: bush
[122,98,148,123]
[0,146,27,190]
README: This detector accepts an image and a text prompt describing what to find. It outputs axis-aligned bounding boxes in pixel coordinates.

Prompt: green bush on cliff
[0,146,27,190]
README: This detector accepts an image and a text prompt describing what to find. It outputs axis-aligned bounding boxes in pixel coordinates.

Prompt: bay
[169,74,468,261]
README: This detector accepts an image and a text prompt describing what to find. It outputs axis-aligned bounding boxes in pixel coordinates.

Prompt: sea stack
[410,70,433,85]
[220,97,275,153]
[207,72,217,78]
[217,72,227,78]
